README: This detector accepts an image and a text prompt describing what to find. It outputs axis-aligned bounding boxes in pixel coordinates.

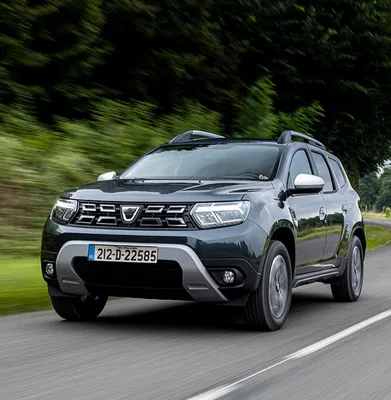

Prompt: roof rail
[169,130,225,144]
[278,130,326,150]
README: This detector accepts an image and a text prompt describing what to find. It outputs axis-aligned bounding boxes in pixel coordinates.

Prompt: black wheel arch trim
[351,221,367,254]
[262,219,296,273]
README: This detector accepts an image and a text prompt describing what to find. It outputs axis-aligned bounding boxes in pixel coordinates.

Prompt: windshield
[121,143,281,181]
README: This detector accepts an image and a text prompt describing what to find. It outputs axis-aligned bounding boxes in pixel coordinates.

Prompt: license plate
[88,244,158,263]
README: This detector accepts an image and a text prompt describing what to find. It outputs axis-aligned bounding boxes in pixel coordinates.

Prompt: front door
[287,149,327,274]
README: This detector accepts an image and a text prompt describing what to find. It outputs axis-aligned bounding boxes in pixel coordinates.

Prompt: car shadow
[67,289,337,333]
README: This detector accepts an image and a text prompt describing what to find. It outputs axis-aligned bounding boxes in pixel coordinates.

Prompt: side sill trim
[293,270,339,288]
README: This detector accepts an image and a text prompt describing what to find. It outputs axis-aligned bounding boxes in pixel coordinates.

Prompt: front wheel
[50,294,108,321]
[331,235,364,302]
[244,240,292,331]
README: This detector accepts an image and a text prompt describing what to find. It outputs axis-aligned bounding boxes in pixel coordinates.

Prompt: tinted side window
[311,152,334,192]
[288,150,313,188]
[329,158,347,188]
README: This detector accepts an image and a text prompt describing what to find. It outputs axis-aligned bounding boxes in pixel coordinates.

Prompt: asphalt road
[365,218,391,228]
[2,243,391,400]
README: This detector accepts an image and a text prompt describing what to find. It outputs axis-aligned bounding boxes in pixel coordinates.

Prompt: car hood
[63,179,274,203]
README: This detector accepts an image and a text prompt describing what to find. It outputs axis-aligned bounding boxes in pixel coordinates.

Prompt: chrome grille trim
[100,204,116,213]
[76,215,95,224]
[82,204,96,212]
[166,218,187,227]
[96,216,117,225]
[167,205,186,214]
[140,217,163,227]
[145,205,165,214]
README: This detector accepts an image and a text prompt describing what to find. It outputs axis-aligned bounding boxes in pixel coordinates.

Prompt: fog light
[222,270,235,284]
[45,263,55,277]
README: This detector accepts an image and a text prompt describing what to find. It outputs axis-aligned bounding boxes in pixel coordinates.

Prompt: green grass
[362,212,389,220]
[366,225,391,251]
[0,224,42,259]
[0,258,51,316]
[1,225,391,316]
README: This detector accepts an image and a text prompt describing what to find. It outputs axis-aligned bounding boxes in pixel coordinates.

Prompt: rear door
[310,151,345,267]
[287,149,327,274]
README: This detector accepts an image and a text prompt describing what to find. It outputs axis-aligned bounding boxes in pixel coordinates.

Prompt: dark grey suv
[41,130,365,331]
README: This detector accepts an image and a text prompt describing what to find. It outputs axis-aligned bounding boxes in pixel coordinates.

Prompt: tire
[331,235,364,302]
[244,240,292,331]
[50,294,108,321]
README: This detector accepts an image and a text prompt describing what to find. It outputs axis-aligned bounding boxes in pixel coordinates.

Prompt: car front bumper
[41,219,268,304]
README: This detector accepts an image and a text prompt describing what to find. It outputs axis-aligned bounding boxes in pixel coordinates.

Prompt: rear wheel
[331,235,364,302]
[50,294,108,321]
[244,240,292,331]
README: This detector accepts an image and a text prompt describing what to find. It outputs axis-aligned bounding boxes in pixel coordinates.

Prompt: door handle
[342,204,347,213]
[319,207,326,221]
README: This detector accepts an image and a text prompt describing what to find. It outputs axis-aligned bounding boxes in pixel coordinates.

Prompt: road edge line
[188,309,391,400]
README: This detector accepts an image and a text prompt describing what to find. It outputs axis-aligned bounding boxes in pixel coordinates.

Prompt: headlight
[190,201,250,229]
[50,199,78,224]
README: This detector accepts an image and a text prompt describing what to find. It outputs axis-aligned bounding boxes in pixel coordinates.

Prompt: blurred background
[1,0,391,314]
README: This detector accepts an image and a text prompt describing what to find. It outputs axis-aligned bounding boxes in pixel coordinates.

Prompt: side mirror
[97,171,117,181]
[290,173,324,194]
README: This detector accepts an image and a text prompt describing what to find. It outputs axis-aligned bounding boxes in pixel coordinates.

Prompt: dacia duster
[41,130,366,331]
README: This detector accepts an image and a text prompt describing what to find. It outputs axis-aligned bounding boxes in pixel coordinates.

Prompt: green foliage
[213,0,391,176]
[0,99,222,256]
[377,169,391,210]
[1,0,391,177]
[0,0,108,119]
[386,208,391,218]
[359,167,391,212]
[0,0,37,106]
[359,173,381,209]
[98,0,231,112]
[233,77,280,139]
[233,77,324,139]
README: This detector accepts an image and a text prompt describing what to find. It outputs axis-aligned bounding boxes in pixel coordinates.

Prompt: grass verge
[366,225,391,251]
[362,212,390,220]
[1,225,391,316]
[0,258,51,316]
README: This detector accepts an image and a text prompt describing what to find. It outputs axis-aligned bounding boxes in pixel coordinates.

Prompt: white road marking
[188,309,391,400]
[188,359,288,400]
[289,309,391,359]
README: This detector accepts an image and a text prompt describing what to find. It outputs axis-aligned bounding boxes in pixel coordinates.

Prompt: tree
[2,0,108,121]
[359,172,380,211]
[233,76,324,138]
[1,0,391,182]
[0,0,40,108]
[97,0,234,114]
[212,0,391,179]
[377,169,391,209]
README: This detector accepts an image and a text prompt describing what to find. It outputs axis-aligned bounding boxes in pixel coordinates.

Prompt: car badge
[120,205,141,224]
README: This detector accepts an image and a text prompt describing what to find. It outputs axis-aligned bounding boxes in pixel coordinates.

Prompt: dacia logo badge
[120,205,141,224]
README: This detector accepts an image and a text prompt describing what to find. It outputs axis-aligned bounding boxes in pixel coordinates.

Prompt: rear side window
[329,158,347,188]
[288,150,313,188]
[311,152,335,193]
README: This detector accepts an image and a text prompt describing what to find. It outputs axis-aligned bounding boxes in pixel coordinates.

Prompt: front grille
[73,257,183,289]
[70,202,196,229]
